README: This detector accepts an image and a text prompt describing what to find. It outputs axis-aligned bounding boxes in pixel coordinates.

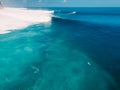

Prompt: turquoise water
[0,8,120,90]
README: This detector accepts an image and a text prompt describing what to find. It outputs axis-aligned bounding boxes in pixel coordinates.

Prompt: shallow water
[0,8,120,90]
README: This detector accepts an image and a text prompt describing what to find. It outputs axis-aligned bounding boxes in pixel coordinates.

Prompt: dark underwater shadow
[51,17,120,87]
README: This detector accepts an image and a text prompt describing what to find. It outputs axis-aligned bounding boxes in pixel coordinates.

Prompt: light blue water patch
[0,22,118,90]
[0,24,51,89]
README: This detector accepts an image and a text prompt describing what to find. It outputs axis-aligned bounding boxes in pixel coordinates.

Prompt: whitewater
[0,7,53,34]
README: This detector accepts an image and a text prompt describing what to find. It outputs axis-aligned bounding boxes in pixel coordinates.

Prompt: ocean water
[0,7,120,90]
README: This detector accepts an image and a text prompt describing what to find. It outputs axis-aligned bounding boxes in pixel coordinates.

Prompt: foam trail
[0,7,54,34]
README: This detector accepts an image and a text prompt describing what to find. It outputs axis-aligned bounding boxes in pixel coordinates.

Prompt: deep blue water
[0,7,120,90]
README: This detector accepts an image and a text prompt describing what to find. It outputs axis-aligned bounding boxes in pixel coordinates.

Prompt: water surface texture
[0,7,120,90]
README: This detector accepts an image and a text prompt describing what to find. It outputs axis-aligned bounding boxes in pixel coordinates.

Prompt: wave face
[49,7,120,26]
[0,7,120,90]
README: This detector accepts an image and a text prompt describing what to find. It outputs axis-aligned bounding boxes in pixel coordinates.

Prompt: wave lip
[0,7,54,34]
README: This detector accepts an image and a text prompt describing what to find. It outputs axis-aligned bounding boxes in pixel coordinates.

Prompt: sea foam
[0,7,53,34]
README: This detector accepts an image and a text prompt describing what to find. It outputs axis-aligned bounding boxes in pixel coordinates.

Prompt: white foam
[87,62,91,66]
[0,7,53,34]
[72,11,76,14]
[69,11,76,14]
